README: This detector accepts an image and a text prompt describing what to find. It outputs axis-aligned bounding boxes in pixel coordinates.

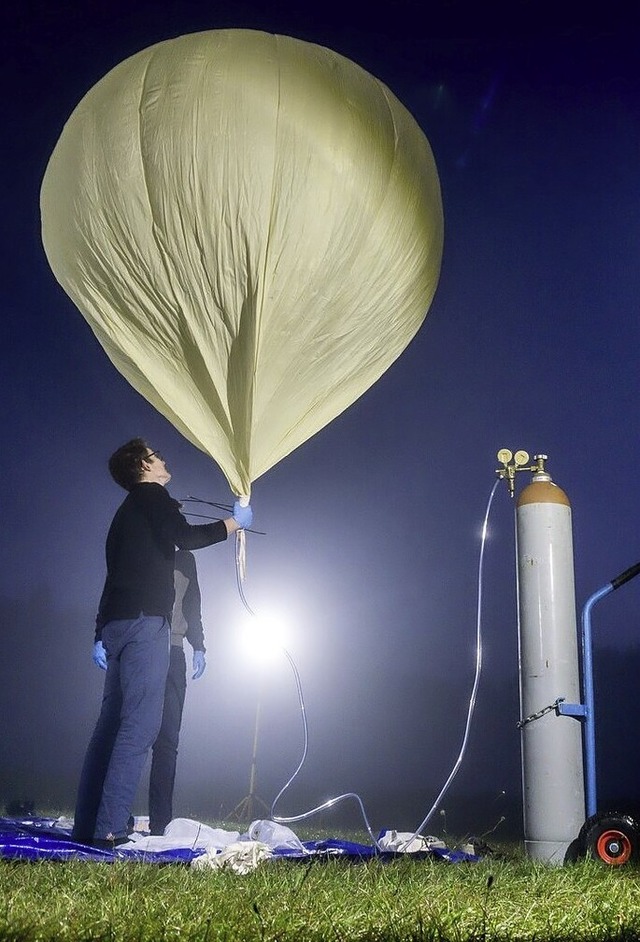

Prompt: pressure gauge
[497,448,512,464]
[514,450,530,466]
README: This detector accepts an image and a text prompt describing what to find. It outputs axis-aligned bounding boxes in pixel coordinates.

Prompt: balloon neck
[239,495,250,507]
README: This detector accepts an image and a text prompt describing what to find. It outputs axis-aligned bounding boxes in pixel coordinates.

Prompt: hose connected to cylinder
[397,478,500,847]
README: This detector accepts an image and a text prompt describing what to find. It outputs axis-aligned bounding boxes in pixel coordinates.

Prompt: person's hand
[192,650,206,680]
[93,640,107,670]
[232,499,253,529]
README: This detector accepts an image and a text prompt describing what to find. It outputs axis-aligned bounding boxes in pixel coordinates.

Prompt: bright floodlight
[238,611,288,661]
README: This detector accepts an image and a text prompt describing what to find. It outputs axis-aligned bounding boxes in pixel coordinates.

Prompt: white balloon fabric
[41,29,443,495]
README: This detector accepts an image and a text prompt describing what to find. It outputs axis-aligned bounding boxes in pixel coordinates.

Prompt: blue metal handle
[581,584,613,817]
[581,562,640,817]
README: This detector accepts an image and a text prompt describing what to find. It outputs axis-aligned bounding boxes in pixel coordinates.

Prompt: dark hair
[108,438,151,491]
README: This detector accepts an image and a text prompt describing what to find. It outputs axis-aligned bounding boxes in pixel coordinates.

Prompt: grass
[2,831,640,942]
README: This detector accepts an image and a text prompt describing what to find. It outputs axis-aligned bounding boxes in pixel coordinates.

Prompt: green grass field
[2,834,640,942]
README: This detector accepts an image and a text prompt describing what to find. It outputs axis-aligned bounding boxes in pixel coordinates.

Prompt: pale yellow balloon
[41,29,443,495]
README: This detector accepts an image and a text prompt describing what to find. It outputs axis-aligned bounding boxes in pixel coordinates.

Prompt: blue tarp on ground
[0,817,479,865]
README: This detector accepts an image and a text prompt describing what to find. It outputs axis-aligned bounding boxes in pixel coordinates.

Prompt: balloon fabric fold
[41,29,443,495]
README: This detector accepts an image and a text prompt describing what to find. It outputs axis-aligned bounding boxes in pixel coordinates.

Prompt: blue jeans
[72,614,170,842]
[149,645,187,835]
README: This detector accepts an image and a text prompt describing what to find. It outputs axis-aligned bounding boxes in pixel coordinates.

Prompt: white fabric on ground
[246,819,307,852]
[377,830,446,853]
[124,818,241,853]
[191,840,272,873]
[118,817,307,870]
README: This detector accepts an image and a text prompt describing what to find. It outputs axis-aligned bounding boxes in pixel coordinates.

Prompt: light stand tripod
[228,690,270,823]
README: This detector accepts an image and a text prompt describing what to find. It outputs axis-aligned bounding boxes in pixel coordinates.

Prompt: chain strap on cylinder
[516,697,566,729]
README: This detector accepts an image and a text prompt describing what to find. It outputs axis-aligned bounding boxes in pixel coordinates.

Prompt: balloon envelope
[41,29,443,495]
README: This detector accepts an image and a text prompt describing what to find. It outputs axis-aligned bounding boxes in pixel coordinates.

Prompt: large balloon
[41,29,443,495]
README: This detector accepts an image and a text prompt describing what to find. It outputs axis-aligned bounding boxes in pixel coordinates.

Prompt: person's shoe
[71,831,93,845]
[92,835,130,850]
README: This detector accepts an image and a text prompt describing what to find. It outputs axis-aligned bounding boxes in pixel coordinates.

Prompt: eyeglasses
[146,450,164,462]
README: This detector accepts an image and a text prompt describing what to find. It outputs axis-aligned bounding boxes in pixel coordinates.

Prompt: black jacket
[95,482,226,638]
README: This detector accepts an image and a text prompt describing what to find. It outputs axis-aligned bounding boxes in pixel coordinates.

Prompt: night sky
[2,2,638,840]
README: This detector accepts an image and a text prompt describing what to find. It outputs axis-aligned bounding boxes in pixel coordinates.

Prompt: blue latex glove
[192,649,206,680]
[93,640,107,670]
[233,499,253,530]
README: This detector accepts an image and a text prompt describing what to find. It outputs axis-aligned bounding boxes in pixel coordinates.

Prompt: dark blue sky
[1,3,638,837]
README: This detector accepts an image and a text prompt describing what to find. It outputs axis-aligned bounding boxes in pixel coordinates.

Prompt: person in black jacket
[71,438,252,848]
[148,548,206,835]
